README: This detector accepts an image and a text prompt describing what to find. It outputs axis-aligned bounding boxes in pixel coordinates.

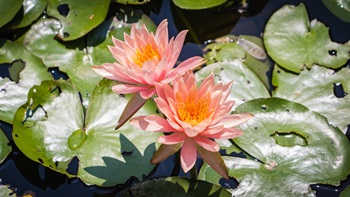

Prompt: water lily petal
[158,133,187,145]
[213,113,253,128]
[130,115,176,132]
[175,56,206,75]
[112,84,150,95]
[180,138,197,173]
[194,136,219,152]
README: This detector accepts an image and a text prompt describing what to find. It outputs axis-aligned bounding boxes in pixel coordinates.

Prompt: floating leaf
[12,79,161,186]
[195,61,270,110]
[172,0,227,10]
[200,98,350,196]
[272,65,350,133]
[14,0,48,28]
[0,0,23,28]
[264,4,350,73]
[322,0,350,23]
[0,128,11,164]
[0,39,53,124]
[46,0,110,41]
[120,177,232,197]
[204,35,272,88]
[341,185,350,197]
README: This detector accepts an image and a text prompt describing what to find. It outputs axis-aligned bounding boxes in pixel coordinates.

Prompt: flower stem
[189,166,197,180]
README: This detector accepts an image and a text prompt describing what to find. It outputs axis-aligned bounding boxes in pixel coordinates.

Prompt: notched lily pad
[12,78,161,186]
[120,176,232,197]
[264,3,350,73]
[200,98,350,196]
[46,0,110,41]
[0,38,53,124]
[272,65,350,133]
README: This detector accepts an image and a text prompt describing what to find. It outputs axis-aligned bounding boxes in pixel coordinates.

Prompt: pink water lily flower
[92,19,205,99]
[130,71,253,177]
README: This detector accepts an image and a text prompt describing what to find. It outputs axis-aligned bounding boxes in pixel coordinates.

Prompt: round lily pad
[12,79,162,186]
[264,3,350,73]
[199,97,350,196]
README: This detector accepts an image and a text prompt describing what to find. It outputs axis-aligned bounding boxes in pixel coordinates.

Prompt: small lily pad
[264,4,350,73]
[322,0,350,23]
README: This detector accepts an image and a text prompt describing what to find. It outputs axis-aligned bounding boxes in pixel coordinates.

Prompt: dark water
[1,0,350,196]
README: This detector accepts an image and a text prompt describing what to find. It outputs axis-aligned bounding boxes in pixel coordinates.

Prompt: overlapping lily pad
[199,97,350,196]
[0,39,53,123]
[0,0,23,28]
[203,35,271,88]
[273,65,350,133]
[12,79,162,186]
[264,4,350,73]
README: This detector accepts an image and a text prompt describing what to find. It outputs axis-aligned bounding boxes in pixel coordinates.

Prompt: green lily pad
[121,176,231,197]
[195,61,270,110]
[0,129,11,164]
[322,0,350,23]
[7,0,48,29]
[199,97,350,196]
[340,185,350,197]
[0,39,53,124]
[0,0,23,28]
[272,65,350,134]
[204,35,272,89]
[12,79,161,186]
[46,0,110,41]
[264,4,350,73]
[172,0,227,10]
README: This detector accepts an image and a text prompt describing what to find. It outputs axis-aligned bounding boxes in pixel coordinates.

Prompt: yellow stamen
[178,93,210,126]
[132,44,160,67]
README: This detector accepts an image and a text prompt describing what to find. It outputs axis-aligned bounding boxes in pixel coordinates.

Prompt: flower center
[132,44,160,67]
[178,94,210,126]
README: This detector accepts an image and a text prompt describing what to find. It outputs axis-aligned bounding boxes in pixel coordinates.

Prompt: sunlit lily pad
[0,0,23,28]
[195,61,270,109]
[46,0,110,41]
[264,3,350,73]
[12,79,161,186]
[172,0,227,10]
[0,128,11,164]
[204,35,271,89]
[199,97,350,196]
[12,0,48,28]
[121,176,231,197]
[0,39,53,124]
[0,184,16,197]
[322,0,350,23]
[272,65,350,133]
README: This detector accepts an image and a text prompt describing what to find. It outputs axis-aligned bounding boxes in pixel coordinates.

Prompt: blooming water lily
[131,71,253,178]
[92,19,205,129]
